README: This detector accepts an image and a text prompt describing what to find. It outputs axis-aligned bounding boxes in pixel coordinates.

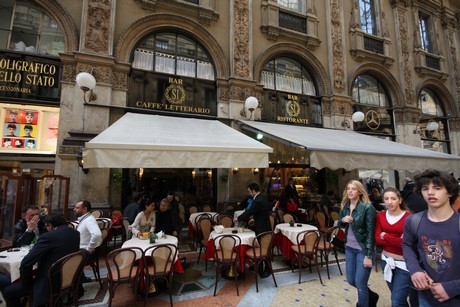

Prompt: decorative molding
[83,0,114,54]
[233,0,250,78]
[330,0,346,94]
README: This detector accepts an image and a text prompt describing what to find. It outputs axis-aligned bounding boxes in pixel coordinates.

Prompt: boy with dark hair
[402,169,460,306]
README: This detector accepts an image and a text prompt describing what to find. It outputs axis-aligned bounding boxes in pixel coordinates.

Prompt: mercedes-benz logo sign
[365,110,380,130]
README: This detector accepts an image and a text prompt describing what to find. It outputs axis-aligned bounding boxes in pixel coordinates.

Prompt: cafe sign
[0,52,61,102]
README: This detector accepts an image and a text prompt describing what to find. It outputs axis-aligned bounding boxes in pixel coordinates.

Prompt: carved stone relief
[330,0,346,94]
[396,8,415,105]
[229,86,252,101]
[84,0,112,53]
[233,0,250,78]
[219,87,230,101]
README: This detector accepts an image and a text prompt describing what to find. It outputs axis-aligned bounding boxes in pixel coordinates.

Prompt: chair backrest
[269,211,279,231]
[122,217,132,240]
[330,211,339,223]
[324,226,341,249]
[283,213,297,223]
[250,231,274,258]
[295,230,320,254]
[91,209,103,218]
[144,244,178,276]
[315,211,327,229]
[106,247,142,282]
[219,215,233,228]
[189,205,198,215]
[214,234,241,262]
[202,205,212,212]
[48,250,87,303]
[198,216,212,243]
[308,207,318,223]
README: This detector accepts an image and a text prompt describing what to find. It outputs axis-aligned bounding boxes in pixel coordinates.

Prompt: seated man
[13,206,47,247]
[155,198,181,237]
[3,212,80,307]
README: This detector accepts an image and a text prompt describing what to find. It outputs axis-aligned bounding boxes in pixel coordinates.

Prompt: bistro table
[188,212,218,237]
[205,227,256,272]
[0,248,30,282]
[274,223,318,260]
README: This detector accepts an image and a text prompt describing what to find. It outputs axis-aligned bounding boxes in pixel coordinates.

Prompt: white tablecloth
[189,212,218,228]
[0,249,29,281]
[233,210,245,220]
[209,227,256,247]
[121,235,178,260]
[274,223,318,244]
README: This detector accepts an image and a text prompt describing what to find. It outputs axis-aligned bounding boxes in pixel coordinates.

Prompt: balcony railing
[364,36,384,54]
[425,54,440,70]
[279,11,306,34]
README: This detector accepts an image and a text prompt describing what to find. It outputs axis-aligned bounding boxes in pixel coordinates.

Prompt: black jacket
[238,193,271,235]
[13,219,48,247]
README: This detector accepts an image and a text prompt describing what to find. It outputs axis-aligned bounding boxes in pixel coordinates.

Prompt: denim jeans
[381,261,410,307]
[345,246,372,307]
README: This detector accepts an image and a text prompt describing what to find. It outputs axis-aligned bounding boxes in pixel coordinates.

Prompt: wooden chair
[330,211,339,226]
[290,230,322,284]
[47,250,87,307]
[218,215,233,228]
[314,211,329,233]
[245,231,277,292]
[202,204,213,212]
[316,226,343,279]
[213,234,241,296]
[196,215,212,271]
[308,207,318,224]
[105,247,143,307]
[188,205,198,215]
[121,217,131,241]
[91,209,103,218]
[89,218,112,288]
[282,212,297,223]
[144,244,178,307]
[269,211,279,231]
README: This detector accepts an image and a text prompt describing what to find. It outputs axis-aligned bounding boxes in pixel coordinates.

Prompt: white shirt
[130,211,156,237]
[77,212,102,250]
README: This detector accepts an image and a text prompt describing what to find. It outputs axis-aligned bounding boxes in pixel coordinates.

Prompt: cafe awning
[83,113,272,168]
[238,120,460,175]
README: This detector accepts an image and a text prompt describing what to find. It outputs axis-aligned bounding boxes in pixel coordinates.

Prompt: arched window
[260,57,321,126]
[0,1,65,57]
[128,32,217,116]
[418,89,449,153]
[352,75,393,137]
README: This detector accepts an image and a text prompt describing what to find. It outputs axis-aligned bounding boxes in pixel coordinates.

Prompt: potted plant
[238,221,247,233]
[149,233,158,243]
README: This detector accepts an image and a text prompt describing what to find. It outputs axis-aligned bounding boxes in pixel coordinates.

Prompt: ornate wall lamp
[240,96,259,120]
[76,150,89,174]
[413,119,439,135]
[76,71,97,103]
[252,168,259,175]
[232,168,239,174]
[341,111,365,128]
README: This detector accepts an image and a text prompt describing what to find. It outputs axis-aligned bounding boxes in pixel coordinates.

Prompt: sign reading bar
[0,52,61,103]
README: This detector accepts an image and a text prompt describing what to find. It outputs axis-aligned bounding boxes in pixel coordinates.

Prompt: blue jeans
[381,261,410,307]
[345,246,372,307]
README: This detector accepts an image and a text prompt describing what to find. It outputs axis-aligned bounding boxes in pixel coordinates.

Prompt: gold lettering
[276,116,309,124]
[0,71,22,83]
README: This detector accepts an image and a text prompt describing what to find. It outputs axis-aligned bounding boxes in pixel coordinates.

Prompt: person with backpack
[402,169,460,306]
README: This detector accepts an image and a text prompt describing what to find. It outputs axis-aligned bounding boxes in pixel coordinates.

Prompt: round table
[274,223,318,260]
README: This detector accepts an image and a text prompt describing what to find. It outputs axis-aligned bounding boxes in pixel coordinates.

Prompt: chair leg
[213,263,220,296]
[333,249,343,275]
[267,259,277,288]
[197,244,202,265]
[298,256,302,284]
[253,259,259,293]
[233,263,239,296]
[313,257,323,285]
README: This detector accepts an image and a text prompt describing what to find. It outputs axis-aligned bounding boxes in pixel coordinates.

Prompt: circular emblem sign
[286,100,300,117]
[164,84,186,105]
[365,110,381,130]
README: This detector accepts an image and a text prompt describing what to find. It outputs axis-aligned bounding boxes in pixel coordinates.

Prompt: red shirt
[374,211,411,256]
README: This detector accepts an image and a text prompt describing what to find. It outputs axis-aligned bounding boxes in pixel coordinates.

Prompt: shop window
[260,57,321,126]
[417,89,450,153]
[352,75,394,136]
[261,0,320,50]
[350,0,393,66]
[0,0,64,56]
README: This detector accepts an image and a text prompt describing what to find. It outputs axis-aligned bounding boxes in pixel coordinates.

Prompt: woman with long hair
[130,199,156,238]
[375,187,411,306]
[338,180,378,307]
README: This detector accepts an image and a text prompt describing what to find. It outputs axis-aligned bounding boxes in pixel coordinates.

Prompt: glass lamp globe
[76,72,96,91]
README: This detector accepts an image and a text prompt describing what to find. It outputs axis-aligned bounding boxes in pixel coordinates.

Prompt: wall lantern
[341,111,365,128]
[76,71,97,103]
[414,119,439,135]
[252,168,259,175]
[240,96,259,120]
[76,149,89,174]
[232,168,239,175]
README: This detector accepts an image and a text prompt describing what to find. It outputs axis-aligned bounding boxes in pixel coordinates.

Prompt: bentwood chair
[245,231,277,292]
[330,211,339,226]
[282,212,297,224]
[213,235,241,296]
[291,230,322,284]
[196,215,212,271]
[144,244,178,307]
[316,226,343,279]
[202,204,213,212]
[105,247,143,307]
[218,215,233,228]
[314,211,329,233]
[47,250,87,307]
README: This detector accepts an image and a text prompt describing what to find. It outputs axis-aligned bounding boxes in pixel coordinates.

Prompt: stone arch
[115,14,229,79]
[415,79,459,117]
[253,43,331,96]
[33,0,79,53]
[348,63,404,107]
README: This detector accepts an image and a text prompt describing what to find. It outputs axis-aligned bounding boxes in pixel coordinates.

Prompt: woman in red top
[375,187,411,307]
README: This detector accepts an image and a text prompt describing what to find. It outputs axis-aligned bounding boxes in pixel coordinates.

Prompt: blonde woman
[338,180,378,307]
[130,199,156,238]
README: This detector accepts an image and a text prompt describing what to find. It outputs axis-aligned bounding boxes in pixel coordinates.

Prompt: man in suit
[284,177,299,203]
[13,206,47,247]
[3,212,81,307]
[238,183,271,235]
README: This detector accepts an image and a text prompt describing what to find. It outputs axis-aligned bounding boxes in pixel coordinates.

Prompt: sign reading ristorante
[0,52,61,102]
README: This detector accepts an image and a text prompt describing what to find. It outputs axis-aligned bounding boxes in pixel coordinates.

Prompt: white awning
[83,113,272,168]
[238,120,460,175]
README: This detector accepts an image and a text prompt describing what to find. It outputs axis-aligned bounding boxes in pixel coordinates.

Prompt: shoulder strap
[410,211,426,241]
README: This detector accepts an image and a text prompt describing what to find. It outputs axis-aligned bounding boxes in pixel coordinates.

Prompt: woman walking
[338,180,378,307]
[375,187,411,306]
